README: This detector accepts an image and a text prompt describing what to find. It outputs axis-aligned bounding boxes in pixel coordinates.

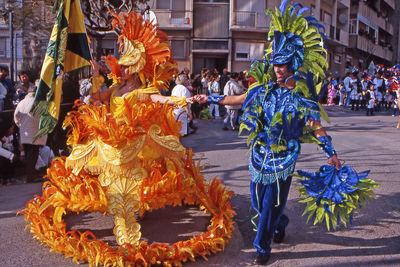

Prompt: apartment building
[149,0,268,74]
[0,0,397,80]
[148,0,353,77]
[346,0,396,72]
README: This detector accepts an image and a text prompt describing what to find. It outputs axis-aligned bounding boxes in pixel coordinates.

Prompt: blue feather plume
[279,0,288,15]
[297,7,311,16]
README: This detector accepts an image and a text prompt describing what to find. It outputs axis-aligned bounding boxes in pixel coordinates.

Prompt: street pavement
[0,106,399,267]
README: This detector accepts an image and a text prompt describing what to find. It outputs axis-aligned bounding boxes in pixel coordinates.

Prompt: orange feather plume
[108,11,176,86]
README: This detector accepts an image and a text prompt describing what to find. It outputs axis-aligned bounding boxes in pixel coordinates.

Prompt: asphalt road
[0,106,399,267]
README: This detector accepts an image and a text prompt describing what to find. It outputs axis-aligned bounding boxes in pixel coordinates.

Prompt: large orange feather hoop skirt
[21,12,235,266]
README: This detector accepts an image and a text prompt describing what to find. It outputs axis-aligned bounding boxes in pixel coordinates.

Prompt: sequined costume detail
[241,83,320,185]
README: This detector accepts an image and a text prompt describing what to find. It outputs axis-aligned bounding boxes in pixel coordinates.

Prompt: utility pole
[9,11,14,82]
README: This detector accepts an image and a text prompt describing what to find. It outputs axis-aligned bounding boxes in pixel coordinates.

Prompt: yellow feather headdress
[108,11,177,90]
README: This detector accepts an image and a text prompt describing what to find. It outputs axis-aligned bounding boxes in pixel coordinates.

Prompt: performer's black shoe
[254,254,270,265]
[273,227,285,243]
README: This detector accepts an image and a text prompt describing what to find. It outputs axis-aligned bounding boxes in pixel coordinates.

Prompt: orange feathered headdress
[107,11,177,89]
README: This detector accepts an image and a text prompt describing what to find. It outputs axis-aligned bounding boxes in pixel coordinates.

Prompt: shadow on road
[64,205,212,248]
[275,191,400,264]
[323,106,394,118]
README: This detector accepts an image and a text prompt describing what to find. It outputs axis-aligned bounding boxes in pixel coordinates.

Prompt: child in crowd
[0,120,17,185]
[393,96,399,116]
[327,83,337,106]
[383,90,393,110]
[367,97,375,116]
[338,82,345,106]
[366,82,375,116]
[375,90,383,111]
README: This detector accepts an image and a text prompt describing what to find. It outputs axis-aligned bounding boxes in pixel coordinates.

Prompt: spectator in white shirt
[200,68,210,95]
[208,73,221,119]
[343,73,354,107]
[350,85,360,111]
[171,74,192,136]
[373,72,384,93]
[222,72,244,131]
[14,86,47,183]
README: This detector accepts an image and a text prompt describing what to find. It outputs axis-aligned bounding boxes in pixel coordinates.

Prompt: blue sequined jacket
[241,82,321,185]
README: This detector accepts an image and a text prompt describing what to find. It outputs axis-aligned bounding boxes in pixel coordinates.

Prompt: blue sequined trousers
[251,177,291,256]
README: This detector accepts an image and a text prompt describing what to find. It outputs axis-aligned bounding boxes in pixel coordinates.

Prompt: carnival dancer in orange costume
[21,11,235,266]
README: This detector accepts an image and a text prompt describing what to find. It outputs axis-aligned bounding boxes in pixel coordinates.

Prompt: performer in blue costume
[196,1,342,264]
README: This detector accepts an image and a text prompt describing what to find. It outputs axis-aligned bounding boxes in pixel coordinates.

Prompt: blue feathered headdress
[265,0,328,78]
[270,31,304,71]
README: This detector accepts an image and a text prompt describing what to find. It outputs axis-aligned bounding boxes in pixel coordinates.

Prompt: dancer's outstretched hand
[194,94,208,104]
[329,154,341,170]
[186,97,195,104]
[91,60,100,77]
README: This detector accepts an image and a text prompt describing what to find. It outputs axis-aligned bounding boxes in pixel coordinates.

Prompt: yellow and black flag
[32,0,91,140]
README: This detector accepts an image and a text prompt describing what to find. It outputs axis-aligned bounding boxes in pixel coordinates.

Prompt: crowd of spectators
[0,65,60,186]
[321,65,400,128]
[0,59,214,186]
[164,67,251,134]
[4,60,400,186]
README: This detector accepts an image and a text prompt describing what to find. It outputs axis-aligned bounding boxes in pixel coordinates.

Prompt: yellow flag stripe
[68,0,86,33]
[64,49,90,73]
[49,78,63,120]
[39,55,56,90]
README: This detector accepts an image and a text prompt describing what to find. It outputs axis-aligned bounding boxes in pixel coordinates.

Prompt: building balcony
[336,28,349,46]
[321,22,349,47]
[338,0,350,8]
[383,0,395,10]
[354,35,376,53]
[356,2,394,35]
[357,2,386,31]
[351,35,392,62]
[193,3,229,38]
[384,21,394,35]
[374,44,393,62]
[153,10,192,30]
[231,11,268,31]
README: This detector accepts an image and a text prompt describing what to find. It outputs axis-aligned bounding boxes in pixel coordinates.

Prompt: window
[156,0,170,9]
[157,0,185,10]
[235,42,264,61]
[235,42,249,60]
[323,11,332,25]
[157,0,186,21]
[345,55,352,69]
[349,19,357,34]
[171,40,185,59]
[235,0,264,11]
[334,54,341,64]
[249,42,264,59]
[0,38,6,57]
[193,40,228,50]
[172,0,185,11]
[234,0,266,27]
[194,0,229,3]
